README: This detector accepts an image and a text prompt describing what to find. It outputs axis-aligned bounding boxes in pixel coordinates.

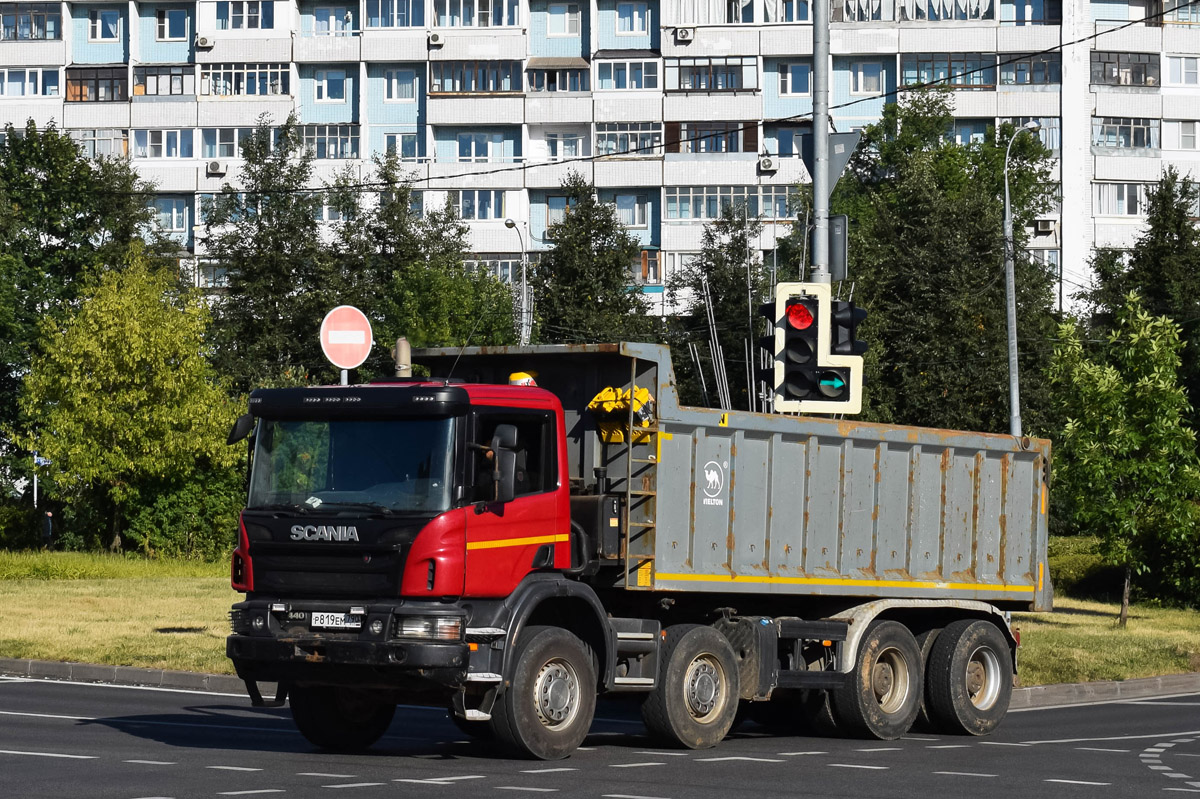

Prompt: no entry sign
[320,305,373,370]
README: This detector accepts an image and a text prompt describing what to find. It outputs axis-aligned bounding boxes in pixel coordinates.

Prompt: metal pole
[505,218,531,345]
[1003,123,1036,439]
[810,0,831,284]
[340,369,348,386]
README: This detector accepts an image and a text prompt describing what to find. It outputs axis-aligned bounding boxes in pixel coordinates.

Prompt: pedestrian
[41,510,53,551]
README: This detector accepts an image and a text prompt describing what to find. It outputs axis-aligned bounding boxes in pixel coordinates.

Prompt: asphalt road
[1,676,1198,799]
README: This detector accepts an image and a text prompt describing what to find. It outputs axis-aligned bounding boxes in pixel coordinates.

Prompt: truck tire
[832,620,922,740]
[641,625,740,749]
[489,625,597,760]
[925,619,1012,736]
[289,686,396,752]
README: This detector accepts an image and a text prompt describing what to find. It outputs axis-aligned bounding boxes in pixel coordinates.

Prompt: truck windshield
[247,417,455,514]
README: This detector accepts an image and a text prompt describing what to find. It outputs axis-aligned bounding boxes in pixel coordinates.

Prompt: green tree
[16,250,240,553]
[668,202,771,410]
[530,171,655,343]
[1051,293,1200,625]
[818,89,1058,433]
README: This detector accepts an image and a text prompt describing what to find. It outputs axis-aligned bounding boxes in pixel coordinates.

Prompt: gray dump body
[414,342,1052,613]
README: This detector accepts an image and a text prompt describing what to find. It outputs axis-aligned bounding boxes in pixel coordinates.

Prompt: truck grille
[252,548,403,597]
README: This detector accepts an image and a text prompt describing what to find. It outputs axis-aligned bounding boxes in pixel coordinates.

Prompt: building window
[900,0,993,19]
[548,3,580,34]
[303,125,359,158]
[596,122,662,156]
[156,8,187,40]
[431,61,522,92]
[151,198,188,232]
[634,249,660,284]
[1164,0,1199,22]
[1167,56,1199,85]
[134,129,194,159]
[70,128,127,157]
[201,64,290,96]
[1092,117,1159,149]
[314,200,345,222]
[951,120,988,144]
[527,68,589,92]
[547,194,572,224]
[435,0,518,27]
[597,60,658,90]
[367,0,422,26]
[315,6,353,34]
[0,67,58,97]
[384,69,416,100]
[779,62,811,95]
[834,0,880,21]
[1001,116,1061,150]
[451,189,506,219]
[1164,120,1200,150]
[89,8,120,41]
[615,194,648,227]
[1000,53,1061,85]
[316,70,347,101]
[202,127,256,158]
[665,186,787,220]
[66,68,128,102]
[666,57,758,91]
[0,4,61,41]
[1091,52,1160,87]
[385,132,419,159]
[850,61,883,95]
[1002,0,1061,25]
[616,1,649,32]
[465,254,519,283]
[135,66,195,96]
[546,132,583,160]
[1094,183,1149,216]
[217,1,275,29]
[680,122,744,153]
[902,54,995,89]
[727,0,753,22]
[456,131,506,162]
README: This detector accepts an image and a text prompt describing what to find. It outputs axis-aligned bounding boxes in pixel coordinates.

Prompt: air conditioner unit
[206,160,227,177]
[758,156,777,172]
[675,27,694,42]
[428,31,444,45]
[195,34,213,48]
[1035,218,1055,234]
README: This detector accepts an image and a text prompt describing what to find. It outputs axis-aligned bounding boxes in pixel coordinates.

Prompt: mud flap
[244,679,289,708]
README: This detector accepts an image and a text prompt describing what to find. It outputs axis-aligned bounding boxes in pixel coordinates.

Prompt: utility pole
[810,0,831,285]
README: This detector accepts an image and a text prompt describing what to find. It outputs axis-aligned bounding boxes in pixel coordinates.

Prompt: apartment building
[0,0,1196,309]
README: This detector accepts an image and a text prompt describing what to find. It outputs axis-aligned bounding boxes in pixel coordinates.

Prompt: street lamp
[504,218,531,346]
[1002,119,1040,439]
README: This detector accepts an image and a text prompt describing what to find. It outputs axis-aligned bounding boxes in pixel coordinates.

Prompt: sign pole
[340,369,348,386]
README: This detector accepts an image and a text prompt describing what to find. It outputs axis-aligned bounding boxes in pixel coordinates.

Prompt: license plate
[311,612,362,630]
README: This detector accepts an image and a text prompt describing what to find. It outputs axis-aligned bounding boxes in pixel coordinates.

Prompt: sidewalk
[3,656,1199,709]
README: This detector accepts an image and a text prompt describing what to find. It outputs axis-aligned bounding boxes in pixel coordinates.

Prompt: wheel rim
[870,646,911,715]
[683,654,725,723]
[965,645,1002,711]
[533,657,580,729]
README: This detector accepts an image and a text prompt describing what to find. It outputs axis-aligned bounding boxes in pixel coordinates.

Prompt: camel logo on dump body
[702,461,724,507]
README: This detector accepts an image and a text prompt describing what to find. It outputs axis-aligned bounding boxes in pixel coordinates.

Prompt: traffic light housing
[768,283,864,414]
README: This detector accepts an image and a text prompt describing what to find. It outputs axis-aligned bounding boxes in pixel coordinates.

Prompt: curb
[3,656,1199,710]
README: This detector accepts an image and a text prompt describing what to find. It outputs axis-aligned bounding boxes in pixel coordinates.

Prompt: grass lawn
[1,553,1198,686]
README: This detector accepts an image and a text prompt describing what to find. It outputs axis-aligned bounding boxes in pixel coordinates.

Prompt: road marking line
[1179,754,1200,758]
[979,741,1030,747]
[520,768,577,773]
[1168,774,1194,779]
[207,766,264,772]
[298,773,358,778]
[933,772,997,778]
[1025,731,1200,745]
[495,788,559,793]
[602,795,671,799]
[1044,779,1110,786]
[0,749,96,759]
[125,760,177,765]
[778,751,828,756]
[634,752,690,757]
[394,777,485,785]
[927,745,971,749]
[856,747,902,752]
[218,792,285,796]
[1189,782,1200,787]
[902,737,938,741]
[1166,790,1200,794]
[323,784,386,790]
[1077,748,1130,753]
[610,762,665,768]
[1150,750,1169,754]
[576,747,596,751]
[1151,766,1175,771]
[1176,740,1199,744]
[1128,702,1200,707]
[829,764,889,770]
[695,756,784,763]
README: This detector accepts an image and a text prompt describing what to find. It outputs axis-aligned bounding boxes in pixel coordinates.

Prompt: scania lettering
[225,343,1051,760]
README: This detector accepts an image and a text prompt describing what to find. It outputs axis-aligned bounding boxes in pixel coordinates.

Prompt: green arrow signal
[820,375,846,389]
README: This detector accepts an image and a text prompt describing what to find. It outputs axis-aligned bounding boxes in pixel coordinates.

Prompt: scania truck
[225,342,1051,760]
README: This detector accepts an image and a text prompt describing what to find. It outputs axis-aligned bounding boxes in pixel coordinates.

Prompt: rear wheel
[289,686,396,752]
[489,625,597,760]
[832,620,922,740]
[925,619,1012,736]
[642,625,740,749]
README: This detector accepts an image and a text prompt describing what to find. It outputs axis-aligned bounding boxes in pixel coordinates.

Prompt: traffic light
[769,282,865,415]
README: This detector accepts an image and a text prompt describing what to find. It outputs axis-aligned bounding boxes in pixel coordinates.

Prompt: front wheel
[488,625,597,760]
[289,686,396,752]
[832,620,922,740]
[642,625,741,749]
[925,619,1013,736]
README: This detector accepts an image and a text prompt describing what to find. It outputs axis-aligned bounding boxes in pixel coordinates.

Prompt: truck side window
[472,411,555,502]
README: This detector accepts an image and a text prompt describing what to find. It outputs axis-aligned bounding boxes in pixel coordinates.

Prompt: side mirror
[491,424,518,504]
[227,413,255,445]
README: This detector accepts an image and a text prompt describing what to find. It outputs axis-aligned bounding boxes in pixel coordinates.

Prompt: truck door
[464,408,563,597]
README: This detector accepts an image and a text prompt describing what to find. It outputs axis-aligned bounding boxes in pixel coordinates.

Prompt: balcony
[293,30,362,62]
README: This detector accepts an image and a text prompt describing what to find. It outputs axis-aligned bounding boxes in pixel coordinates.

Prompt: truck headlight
[395,616,462,641]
